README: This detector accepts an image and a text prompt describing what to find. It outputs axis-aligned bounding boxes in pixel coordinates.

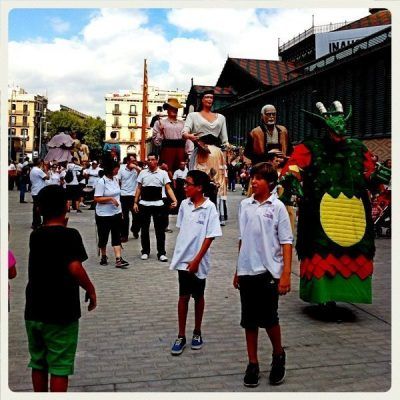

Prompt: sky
[8,7,370,118]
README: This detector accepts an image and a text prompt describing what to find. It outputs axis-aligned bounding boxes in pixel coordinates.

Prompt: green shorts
[25,320,79,376]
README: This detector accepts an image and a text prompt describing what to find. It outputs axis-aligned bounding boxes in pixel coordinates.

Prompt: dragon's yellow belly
[320,192,366,247]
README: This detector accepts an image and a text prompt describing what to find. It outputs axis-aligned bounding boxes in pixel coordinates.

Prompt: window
[114,104,120,112]
[129,117,136,124]
[11,103,16,110]
[130,105,136,113]
[23,116,28,126]
[23,104,28,113]
[10,116,16,125]
[21,129,28,137]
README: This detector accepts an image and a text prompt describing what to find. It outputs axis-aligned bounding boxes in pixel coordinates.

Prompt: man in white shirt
[118,157,141,242]
[29,158,49,229]
[173,161,188,210]
[65,157,83,213]
[134,152,178,261]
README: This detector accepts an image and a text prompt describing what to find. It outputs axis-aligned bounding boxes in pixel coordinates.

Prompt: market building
[185,8,391,160]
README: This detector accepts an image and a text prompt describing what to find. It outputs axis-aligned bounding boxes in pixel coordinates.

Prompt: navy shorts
[178,270,206,300]
[239,271,279,329]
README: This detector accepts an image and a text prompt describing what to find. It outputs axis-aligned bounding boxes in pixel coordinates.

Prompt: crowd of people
[8,94,392,392]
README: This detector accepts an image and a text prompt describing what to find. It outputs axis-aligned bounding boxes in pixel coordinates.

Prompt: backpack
[65,169,74,183]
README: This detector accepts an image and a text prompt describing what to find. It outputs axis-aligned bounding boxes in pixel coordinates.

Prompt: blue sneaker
[171,337,186,355]
[191,334,203,350]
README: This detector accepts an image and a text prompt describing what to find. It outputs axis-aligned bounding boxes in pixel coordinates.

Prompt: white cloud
[48,17,70,34]
[8,7,369,117]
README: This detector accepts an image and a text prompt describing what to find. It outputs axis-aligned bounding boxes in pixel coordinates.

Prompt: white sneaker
[80,202,87,207]
[158,255,168,262]
[140,254,149,260]
[220,220,226,226]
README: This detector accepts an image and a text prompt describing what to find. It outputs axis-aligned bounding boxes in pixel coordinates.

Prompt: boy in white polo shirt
[169,170,222,355]
[233,162,293,387]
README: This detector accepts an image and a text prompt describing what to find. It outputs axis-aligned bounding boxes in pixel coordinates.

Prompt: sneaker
[80,202,87,207]
[165,228,173,233]
[244,363,260,387]
[141,254,149,260]
[269,351,286,385]
[115,257,129,269]
[171,337,186,355]
[158,255,168,262]
[100,255,108,266]
[220,220,226,226]
[191,334,203,350]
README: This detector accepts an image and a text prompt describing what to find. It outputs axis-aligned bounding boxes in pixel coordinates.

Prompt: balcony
[10,122,30,128]
[112,110,121,115]
[128,123,137,128]
[112,123,121,128]
[10,110,30,116]
[129,111,138,116]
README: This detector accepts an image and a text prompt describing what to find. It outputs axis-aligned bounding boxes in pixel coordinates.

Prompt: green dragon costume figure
[280,101,390,304]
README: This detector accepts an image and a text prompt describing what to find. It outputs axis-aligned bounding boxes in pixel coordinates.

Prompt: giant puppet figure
[280,101,390,306]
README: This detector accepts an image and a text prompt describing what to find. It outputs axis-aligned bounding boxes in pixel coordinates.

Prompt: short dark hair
[38,185,67,220]
[187,170,210,192]
[102,159,120,176]
[110,131,118,139]
[250,162,278,188]
[147,152,159,160]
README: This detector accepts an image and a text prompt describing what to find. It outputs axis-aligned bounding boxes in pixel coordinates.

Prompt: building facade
[105,86,188,160]
[8,86,48,161]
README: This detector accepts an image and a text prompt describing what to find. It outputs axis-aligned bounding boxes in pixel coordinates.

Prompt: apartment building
[105,86,187,160]
[8,86,48,161]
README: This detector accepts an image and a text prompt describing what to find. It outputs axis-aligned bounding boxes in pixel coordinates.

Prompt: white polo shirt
[65,163,82,186]
[173,167,188,180]
[118,165,139,196]
[85,166,102,187]
[137,168,170,206]
[237,192,293,279]
[94,176,122,216]
[169,198,222,279]
[29,166,47,196]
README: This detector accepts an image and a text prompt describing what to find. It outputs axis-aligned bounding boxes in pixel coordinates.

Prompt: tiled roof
[192,85,237,96]
[336,9,391,31]
[228,58,300,87]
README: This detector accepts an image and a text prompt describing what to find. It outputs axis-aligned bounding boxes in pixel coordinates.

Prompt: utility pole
[140,59,148,161]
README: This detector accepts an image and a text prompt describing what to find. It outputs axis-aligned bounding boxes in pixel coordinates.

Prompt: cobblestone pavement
[8,188,391,392]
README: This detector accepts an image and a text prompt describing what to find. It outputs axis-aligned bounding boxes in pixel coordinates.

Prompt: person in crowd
[243,104,290,165]
[118,156,141,242]
[70,131,82,163]
[16,158,24,190]
[19,162,31,203]
[233,162,293,387]
[8,223,17,312]
[29,158,49,229]
[240,163,251,195]
[8,160,17,190]
[78,160,89,208]
[84,160,102,210]
[46,163,63,186]
[169,170,222,355]
[103,131,121,162]
[173,161,189,210]
[182,90,229,196]
[79,138,90,164]
[94,159,129,269]
[24,184,96,392]
[133,152,177,262]
[159,161,175,230]
[152,98,192,173]
[65,157,83,213]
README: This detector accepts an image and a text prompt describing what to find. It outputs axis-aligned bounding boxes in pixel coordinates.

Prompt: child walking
[24,185,97,392]
[169,170,222,355]
[233,162,293,387]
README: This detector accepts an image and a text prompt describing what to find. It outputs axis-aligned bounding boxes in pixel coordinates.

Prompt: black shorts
[95,213,122,248]
[239,271,279,330]
[178,270,206,300]
[66,185,80,201]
